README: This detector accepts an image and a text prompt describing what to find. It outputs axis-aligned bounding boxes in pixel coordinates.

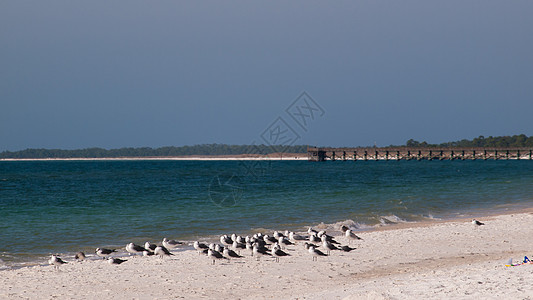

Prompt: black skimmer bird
[472,219,485,226]
[223,247,244,259]
[252,244,271,261]
[162,238,182,249]
[308,246,327,261]
[144,242,157,251]
[108,257,127,265]
[194,241,209,255]
[322,239,340,255]
[48,255,67,269]
[272,244,290,262]
[207,249,226,265]
[126,243,147,256]
[154,246,173,258]
[345,230,362,243]
[96,248,116,259]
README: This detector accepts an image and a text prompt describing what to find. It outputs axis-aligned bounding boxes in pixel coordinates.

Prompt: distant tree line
[398,134,533,148]
[0,144,309,159]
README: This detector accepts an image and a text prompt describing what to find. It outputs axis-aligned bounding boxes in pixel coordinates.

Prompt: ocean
[1,159,533,268]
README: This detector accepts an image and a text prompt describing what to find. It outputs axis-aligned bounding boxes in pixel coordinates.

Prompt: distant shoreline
[0,153,308,162]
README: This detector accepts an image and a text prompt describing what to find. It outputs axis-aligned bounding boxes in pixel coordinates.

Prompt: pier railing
[307,147,533,161]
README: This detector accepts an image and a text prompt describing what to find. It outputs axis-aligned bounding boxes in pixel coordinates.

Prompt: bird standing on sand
[96,248,116,259]
[345,230,362,243]
[144,242,157,251]
[322,239,340,255]
[252,244,271,261]
[126,243,147,256]
[108,257,127,265]
[340,225,350,233]
[48,255,67,269]
[162,238,183,249]
[154,246,173,259]
[472,219,485,226]
[194,241,209,255]
[223,247,244,259]
[75,252,86,261]
[308,246,328,261]
[272,244,290,262]
[207,249,226,265]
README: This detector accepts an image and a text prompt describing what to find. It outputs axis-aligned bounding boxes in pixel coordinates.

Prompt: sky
[1,1,532,151]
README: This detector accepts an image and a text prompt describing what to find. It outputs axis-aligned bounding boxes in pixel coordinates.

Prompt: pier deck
[307,147,533,161]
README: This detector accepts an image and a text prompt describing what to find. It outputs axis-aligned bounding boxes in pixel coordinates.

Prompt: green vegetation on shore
[399,134,533,148]
[0,144,308,159]
[1,135,532,159]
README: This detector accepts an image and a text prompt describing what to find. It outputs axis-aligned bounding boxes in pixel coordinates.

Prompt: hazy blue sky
[1,1,532,151]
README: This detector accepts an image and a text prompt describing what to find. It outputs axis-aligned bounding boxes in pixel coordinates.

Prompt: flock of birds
[48,220,487,269]
[47,226,364,269]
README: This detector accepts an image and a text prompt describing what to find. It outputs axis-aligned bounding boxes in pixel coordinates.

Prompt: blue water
[1,160,533,268]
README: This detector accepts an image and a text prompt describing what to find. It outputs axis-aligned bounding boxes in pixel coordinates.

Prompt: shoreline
[2,203,533,271]
[3,208,533,298]
[0,153,308,162]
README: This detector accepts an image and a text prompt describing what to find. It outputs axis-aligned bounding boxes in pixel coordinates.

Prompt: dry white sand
[2,212,533,299]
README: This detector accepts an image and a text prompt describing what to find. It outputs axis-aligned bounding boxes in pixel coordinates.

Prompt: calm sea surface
[1,160,533,268]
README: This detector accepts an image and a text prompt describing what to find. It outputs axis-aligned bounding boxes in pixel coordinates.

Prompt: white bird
[95,248,116,259]
[308,246,328,261]
[143,250,155,257]
[162,238,182,249]
[154,246,173,258]
[252,244,271,261]
[144,242,157,251]
[322,239,340,255]
[308,227,318,235]
[193,241,209,255]
[223,247,244,259]
[220,235,233,246]
[345,230,362,243]
[289,231,307,242]
[271,244,290,262]
[108,257,127,264]
[207,249,226,265]
[472,219,485,226]
[126,243,147,256]
[48,255,67,269]
[309,234,321,243]
[278,236,294,246]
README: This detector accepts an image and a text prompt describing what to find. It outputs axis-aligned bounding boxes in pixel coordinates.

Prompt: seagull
[309,234,321,243]
[345,230,362,243]
[308,227,318,235]
[126,243,147,256]
[193,241,209,255]
[48,255,67,269]
[108,257,127,265]
[273,231,285,239]
[304,242,317,250]
[289,232,307,242]
[207,249,226,265]
[96,248,116,259]
[263,235,277,245]
[319,231,340,244]
[278,236,294,246]
[472,219,485,226]
[252,244,271,261]
[272,244,290,262]
[154,246,173,259]
[322,239,340,255]
[143,250,155,257]
[340,245,356,252]
[220,235,233,246]
[308,246,328,261]
[223,247,244,259]
[232,240,246,252]
[75,252,86,261]
[144,242,157,251]
[162,238,183,249]
[340,225,350,233]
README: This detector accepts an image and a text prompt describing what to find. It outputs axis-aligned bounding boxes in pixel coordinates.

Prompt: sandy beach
[2,211,533,299]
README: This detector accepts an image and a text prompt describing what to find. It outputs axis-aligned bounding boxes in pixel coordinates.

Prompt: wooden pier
[307,147,533,162]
